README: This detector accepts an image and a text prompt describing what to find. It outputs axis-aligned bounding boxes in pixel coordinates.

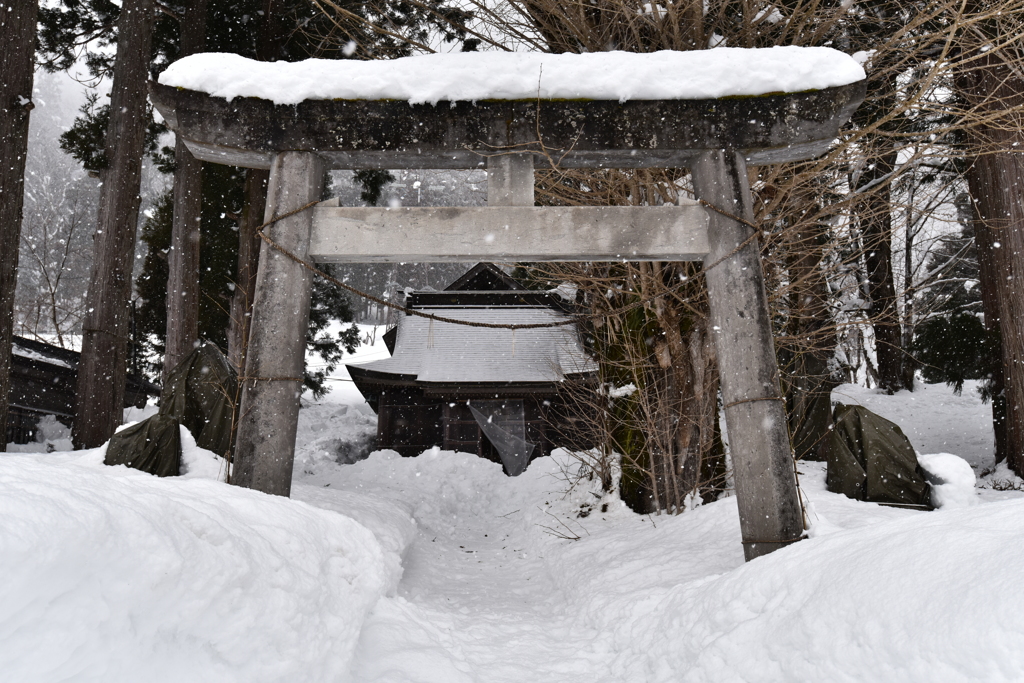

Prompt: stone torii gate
[151,55,864,561]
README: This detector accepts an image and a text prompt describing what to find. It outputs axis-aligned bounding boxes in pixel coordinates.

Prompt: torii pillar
[151,74,864,560]
[693,150,804,558]
[232,151,326,495]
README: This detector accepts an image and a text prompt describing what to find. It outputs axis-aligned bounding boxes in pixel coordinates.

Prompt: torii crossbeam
[151,49,865,560]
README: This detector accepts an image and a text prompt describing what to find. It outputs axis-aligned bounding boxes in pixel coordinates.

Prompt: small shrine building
[347,264,597,475]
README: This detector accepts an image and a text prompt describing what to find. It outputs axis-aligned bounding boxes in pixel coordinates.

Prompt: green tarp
[824,403,932,509]
[104,414,182,477]
[104,343,237,476]
[789,390,834,461]
[158,342,238,459]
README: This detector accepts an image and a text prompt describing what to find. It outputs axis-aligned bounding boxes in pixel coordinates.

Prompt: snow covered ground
[4,342,1023,682]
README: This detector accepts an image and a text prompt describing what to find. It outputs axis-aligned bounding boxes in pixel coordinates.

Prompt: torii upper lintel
[150,81,865,171]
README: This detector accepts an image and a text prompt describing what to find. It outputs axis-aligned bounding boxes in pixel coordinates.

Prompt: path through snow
[282,374,1021,682]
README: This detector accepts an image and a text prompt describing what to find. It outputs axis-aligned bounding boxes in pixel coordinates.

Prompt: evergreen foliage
[912,221,997,395]
[352,170,395,206]
[135,165,360,398]
[306,270,362,399]
[58,93,166,172]
[135,164,243,370]
[914,313,991,394]
[38,0,475,76]
[917,220,982,316]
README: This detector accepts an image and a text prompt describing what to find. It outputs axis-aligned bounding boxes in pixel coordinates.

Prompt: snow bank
[178,424,232,479]
[603,499,1024,683]
[4,414,73,453]
[158,47,866,105]
[288,433,1024,683]
[295,402,377,465]
[297,446,517,537]
[2,368,1016,683]
[919,452,978,509]
[0,456,396,683]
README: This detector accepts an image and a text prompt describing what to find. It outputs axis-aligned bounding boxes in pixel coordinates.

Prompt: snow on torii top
[158,47,865,106]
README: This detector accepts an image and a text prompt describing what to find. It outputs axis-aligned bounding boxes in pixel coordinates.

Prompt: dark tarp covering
[824,403,932,508]
[103,343,237,478]
[789,390,834,461]
[104,413,182,477]
[159,342,237,458]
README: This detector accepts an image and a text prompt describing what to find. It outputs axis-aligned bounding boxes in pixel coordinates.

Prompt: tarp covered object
[790,390,834,461]
[104,414,182,477]
[159,342,237,458]
[824,403,932,508]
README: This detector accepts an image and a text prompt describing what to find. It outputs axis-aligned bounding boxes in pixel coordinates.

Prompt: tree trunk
[958,50,1024,474]
[646,262,722,510]
[857,144,905,394]
[969,191,1009,464]
[901,198,917,391]
[257,0,288,61]
[163,0,208,382]
[781,199,839,460]
[850,54,907,395]
[227,168,269,371]
[224,3,281,371]
[73,0,157,449]
[0,0,39,451]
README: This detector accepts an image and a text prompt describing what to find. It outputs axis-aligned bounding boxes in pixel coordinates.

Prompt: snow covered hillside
[3,366,1023,682]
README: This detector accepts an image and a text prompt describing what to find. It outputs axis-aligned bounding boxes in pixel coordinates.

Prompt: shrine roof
[348,305,597,385]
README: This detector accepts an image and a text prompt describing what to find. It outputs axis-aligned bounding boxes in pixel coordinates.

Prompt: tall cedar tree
[164,0,207,382]
[956,9,1024,473]
[69,0,158,448]
[0,0,39,450]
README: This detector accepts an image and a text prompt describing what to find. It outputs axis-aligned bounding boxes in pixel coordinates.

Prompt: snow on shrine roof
[350,306,597,384]
[158,47,865,106]
[12,337,77,369]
